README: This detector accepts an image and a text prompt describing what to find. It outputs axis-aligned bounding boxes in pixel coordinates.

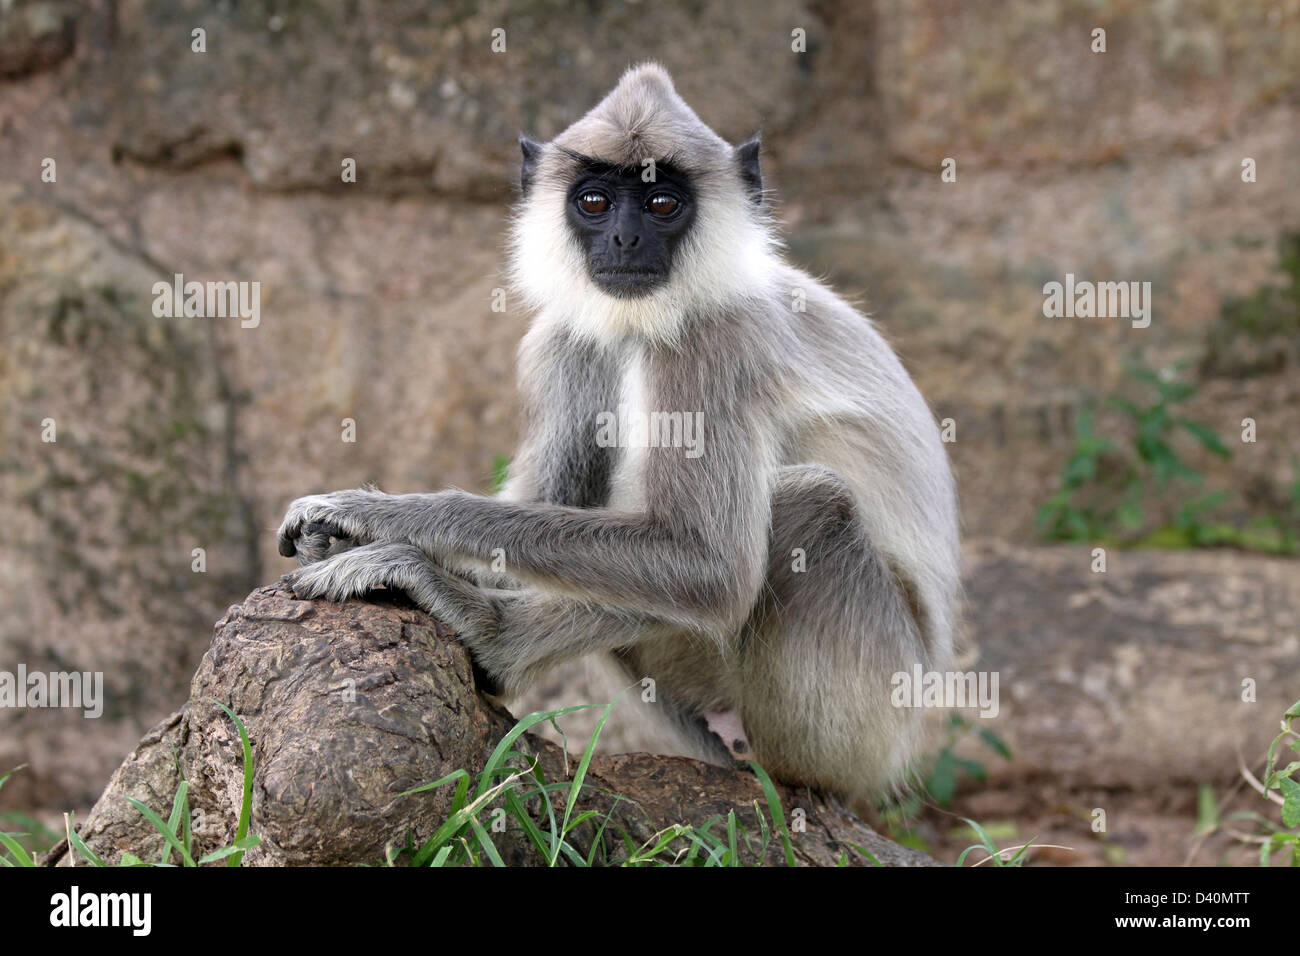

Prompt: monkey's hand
[277,489,382,566]
[283,541,500,648]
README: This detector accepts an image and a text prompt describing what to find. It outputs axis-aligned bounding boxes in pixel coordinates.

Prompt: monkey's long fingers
[292,530,334,567]
[277,493,361,558]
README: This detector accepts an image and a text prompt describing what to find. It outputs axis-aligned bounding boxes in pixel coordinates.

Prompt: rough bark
[43,585,933,867]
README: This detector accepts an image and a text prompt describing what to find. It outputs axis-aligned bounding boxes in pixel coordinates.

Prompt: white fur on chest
[605,352,650,513]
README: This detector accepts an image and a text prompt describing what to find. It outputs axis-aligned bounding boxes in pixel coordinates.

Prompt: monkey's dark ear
[520,136,543,195]
[735,137,762,204]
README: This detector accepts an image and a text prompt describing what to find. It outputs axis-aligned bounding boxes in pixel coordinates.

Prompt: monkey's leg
[626,698,746,768]
[480,601,745,768]
[483,588,750,767]
[471,590,691,697]
[737,465,931,799]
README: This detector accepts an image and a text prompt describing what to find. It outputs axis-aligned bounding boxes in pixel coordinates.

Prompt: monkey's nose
[612,232,640,248]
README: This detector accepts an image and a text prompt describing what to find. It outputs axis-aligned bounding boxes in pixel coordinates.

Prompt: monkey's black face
[564,162,696,298]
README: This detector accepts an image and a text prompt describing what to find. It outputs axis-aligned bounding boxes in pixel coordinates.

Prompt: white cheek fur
[508,178,780,346]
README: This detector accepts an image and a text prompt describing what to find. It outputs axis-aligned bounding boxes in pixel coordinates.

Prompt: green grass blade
[552,691,629,865]
[468,817,507,867]
[126,797,195,867]
[197,833,262,864]
[0,831,35,867]
[562,810,600,835]
[1005,837,1036,866]
[65,814,106,867]
[0,765,28,793]
[747,762,797,866]
[477,705,594,800]
[752,800,773,864]
[428,845,453,867]
[582,796,636,867]
[399,768,470,798]
[727,809,739,866]
[955,843,982,866]
[208,699,256,867]
[844,841,882,866]
[408,771,470,866]
[414,767,531,866]
[504,788,551,859]
[159,780,189,865]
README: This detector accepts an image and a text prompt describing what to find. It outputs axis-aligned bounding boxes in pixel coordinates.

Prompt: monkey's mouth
[591,267,666,298]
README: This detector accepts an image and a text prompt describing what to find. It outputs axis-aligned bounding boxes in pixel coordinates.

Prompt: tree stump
[43,585,934,867]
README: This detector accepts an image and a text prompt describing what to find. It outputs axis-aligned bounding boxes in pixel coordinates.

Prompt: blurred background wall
[1,0,1297,862]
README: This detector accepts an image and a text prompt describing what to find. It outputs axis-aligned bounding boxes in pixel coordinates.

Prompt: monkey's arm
[279,481,766,631]
[284,539,689,695]
[279,412,774,631]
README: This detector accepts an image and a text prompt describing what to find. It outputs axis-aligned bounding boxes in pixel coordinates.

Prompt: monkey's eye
[578,192,611,215]
[646,194,680,217]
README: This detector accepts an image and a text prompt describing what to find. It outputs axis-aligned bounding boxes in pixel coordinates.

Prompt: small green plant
[0,766,61,863]
[1201,231,1300,378]
[1190,700,1300,866]
[878,716,1012,857]
[1227,699,1300,866]
[0,765,39,867]
[1038,362,1241,548]
[954,817,1037,867]
[1257,699,1300,865]
[1035,407,1123,541]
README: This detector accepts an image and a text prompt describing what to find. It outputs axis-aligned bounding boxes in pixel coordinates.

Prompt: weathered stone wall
[1,0,1297,819]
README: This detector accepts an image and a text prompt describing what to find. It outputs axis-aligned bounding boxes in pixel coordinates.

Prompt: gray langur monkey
[278,63,960,802]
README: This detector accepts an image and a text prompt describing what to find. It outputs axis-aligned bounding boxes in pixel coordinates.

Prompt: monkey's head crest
[510,63,777,344]
[558,63,729,169]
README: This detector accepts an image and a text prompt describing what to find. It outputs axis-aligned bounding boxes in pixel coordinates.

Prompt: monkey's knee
[766,466,860,565]
[771,465,855,519]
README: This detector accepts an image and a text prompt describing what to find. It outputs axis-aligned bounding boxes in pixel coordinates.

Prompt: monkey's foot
[282,542,501,651]
[705,710,752,760]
